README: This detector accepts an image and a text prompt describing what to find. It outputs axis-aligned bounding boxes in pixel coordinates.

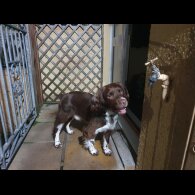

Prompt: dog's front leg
[102,131,112,156]
[83,138,98,156]
[81,122,100,156]
[82,133,98,155]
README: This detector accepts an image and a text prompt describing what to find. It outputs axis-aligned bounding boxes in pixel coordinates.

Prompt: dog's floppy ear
[117,82,130,100]
[90,87,105,113]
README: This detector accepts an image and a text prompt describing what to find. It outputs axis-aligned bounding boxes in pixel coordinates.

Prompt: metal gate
[36,24,103,103]
[0,24,37,169]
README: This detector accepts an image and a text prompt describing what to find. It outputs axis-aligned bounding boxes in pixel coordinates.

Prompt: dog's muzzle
[117,97,128,115]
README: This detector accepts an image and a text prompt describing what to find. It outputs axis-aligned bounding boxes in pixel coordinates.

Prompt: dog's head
[91,83,129,115]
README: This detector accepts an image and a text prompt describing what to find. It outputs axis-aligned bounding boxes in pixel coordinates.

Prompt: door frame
[111,24,140,160]
[181,105,195,169]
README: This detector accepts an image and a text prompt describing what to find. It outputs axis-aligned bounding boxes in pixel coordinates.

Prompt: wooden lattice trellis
[36,24,103,103]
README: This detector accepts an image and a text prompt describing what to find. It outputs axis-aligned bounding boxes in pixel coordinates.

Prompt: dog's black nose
[120,97,127,107]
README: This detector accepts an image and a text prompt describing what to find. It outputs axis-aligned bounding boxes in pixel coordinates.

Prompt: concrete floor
[9,104,134,170]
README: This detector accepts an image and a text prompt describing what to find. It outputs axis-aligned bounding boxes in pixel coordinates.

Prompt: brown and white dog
[53,82,129,156]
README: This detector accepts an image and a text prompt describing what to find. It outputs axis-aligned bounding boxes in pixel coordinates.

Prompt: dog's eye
[118,89,123,94]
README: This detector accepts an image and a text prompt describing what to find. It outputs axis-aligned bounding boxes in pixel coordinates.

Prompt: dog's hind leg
[66,114,83,134]
[53,106,74,147]
[54,123,64,148]
[66,118,74,134]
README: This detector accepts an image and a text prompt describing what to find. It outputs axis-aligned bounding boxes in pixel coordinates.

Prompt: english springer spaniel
[53,82,129,156]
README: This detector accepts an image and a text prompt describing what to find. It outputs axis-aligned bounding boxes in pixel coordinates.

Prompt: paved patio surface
[9,104,134,170]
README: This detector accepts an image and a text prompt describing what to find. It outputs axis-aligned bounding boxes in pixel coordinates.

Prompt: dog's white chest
[95,112,118,135]
[105,112,118,129]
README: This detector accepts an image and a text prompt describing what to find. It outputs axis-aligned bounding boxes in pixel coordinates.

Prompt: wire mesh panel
[36,24,103,103]
[0,24,37,169]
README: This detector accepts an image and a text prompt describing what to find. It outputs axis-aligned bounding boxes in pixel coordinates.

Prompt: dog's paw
[54,141,62,148]
[89,148,99,156]
[82,138,98,156]
[103,147,112,156]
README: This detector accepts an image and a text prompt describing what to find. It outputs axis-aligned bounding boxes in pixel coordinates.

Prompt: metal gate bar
[36,24,103,103]
[0,24,37,169]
